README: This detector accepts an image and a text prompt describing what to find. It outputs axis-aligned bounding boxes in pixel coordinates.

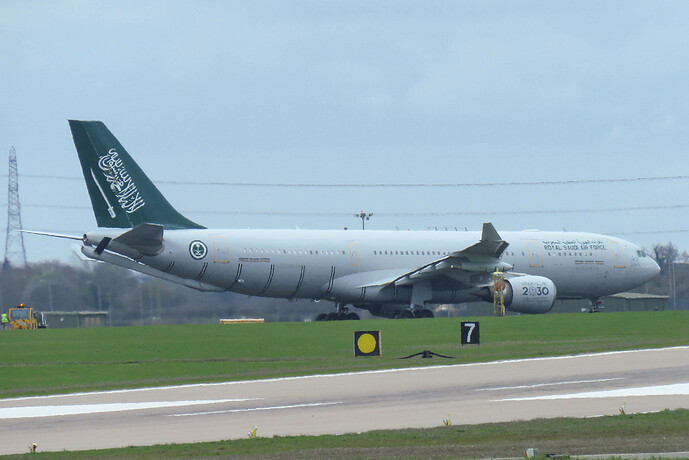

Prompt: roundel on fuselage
[189,240,208,260]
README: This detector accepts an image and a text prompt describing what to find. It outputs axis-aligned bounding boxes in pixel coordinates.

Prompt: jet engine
[486,275,557,314]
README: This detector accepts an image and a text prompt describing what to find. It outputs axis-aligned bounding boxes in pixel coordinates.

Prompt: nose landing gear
[583,298,604,313]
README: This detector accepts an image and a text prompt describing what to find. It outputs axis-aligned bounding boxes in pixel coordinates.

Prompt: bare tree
[678,251,689,264]
[652,242,678,274]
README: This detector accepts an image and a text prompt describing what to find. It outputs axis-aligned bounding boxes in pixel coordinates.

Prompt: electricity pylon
[4,146,27,268]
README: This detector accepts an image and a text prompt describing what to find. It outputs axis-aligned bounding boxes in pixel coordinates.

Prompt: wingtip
[481,222,502,241]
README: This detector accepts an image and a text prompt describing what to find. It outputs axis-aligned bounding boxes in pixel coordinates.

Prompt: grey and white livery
[47,121,662,319]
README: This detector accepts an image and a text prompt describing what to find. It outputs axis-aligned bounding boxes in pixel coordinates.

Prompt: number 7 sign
[461,321,480,345]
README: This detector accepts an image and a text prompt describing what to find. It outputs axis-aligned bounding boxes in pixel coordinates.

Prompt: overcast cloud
[1,1,688,262]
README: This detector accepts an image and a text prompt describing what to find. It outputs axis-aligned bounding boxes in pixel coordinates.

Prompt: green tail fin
[69,120,205,229]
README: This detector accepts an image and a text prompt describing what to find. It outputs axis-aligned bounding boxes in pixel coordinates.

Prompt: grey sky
[1,1,688,263]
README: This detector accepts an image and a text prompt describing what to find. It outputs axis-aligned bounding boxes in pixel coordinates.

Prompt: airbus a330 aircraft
[47,121,660,319]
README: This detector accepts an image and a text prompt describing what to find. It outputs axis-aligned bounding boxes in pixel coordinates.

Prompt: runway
[1,346,688,455]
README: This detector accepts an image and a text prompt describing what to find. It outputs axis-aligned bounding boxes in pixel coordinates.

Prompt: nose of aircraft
[646,257,661,279]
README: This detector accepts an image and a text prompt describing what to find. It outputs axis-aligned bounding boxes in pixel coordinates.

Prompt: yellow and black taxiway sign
[354,330,381,357]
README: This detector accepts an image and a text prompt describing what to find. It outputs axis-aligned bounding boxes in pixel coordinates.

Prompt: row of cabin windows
[371,250,523,257]
[243,248,346,255]
[368,250,598,258]
[239,248,602,258]
[373,250,449,256]
[371,250,524,257]
[506,251,596,258]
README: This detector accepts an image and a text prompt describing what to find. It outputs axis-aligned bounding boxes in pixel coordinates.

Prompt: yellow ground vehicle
[8,304,46,330]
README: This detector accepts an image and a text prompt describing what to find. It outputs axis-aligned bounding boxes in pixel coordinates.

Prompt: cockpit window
[636,250,647,258]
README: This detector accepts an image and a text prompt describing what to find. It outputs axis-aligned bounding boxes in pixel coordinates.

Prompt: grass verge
[4,409,689,459]
[0,311,687,398]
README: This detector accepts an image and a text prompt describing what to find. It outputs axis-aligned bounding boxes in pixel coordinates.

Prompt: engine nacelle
[502,275,557,314]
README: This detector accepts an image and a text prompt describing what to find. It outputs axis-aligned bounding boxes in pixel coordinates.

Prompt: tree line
[0,261,329,326]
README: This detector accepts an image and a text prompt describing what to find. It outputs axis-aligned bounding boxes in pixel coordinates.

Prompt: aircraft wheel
[345,312,360,320]
[325,312,340,321]
[315,313,328,321]
[416,309,434,318]
[395,310,414,319]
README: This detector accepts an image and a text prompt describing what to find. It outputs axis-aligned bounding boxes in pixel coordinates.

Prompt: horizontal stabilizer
[21,230,83,241]
[112,223,164,256]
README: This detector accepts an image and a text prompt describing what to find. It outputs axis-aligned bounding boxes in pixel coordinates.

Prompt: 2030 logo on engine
[189,240,208,260]
[523,285,550,296]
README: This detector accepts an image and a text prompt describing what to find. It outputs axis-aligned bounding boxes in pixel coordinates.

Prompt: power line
[18,226,689,238]
[5,203,689,216]
[372,204,689,217]
[3,174,689,188]
[610,229,689,236]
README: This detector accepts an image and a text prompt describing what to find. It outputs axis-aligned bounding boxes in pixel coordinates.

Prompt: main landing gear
[314,304,435,320]
[395,307,434,319]
[315,303,360,321]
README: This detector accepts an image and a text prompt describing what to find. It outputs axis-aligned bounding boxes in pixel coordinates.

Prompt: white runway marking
[169,401,343,417]
[0,399,259,419]
[4,346,686,403]
[497,382,689,401]
[478,378,623,391]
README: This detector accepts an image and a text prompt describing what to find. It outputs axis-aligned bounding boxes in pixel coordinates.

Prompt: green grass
[0,311,687,398]
[4,409,689,459]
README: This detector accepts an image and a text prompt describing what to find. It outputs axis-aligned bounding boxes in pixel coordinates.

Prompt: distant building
[444,292,669,317]
[601,292,669,313]
[43,311,108,328]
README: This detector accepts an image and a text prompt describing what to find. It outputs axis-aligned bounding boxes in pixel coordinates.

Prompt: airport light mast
[354,211,373,230]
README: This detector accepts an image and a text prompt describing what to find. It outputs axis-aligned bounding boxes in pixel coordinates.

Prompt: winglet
[481,222,502,242]
[449,223,509,260]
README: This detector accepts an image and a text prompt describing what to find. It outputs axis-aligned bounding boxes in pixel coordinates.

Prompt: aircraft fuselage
[83,228,659,308]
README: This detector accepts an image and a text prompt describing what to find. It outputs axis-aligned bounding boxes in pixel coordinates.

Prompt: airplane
[39,120,661,320]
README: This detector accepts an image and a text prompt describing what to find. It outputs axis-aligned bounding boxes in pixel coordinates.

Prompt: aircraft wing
[360,222,512,288]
